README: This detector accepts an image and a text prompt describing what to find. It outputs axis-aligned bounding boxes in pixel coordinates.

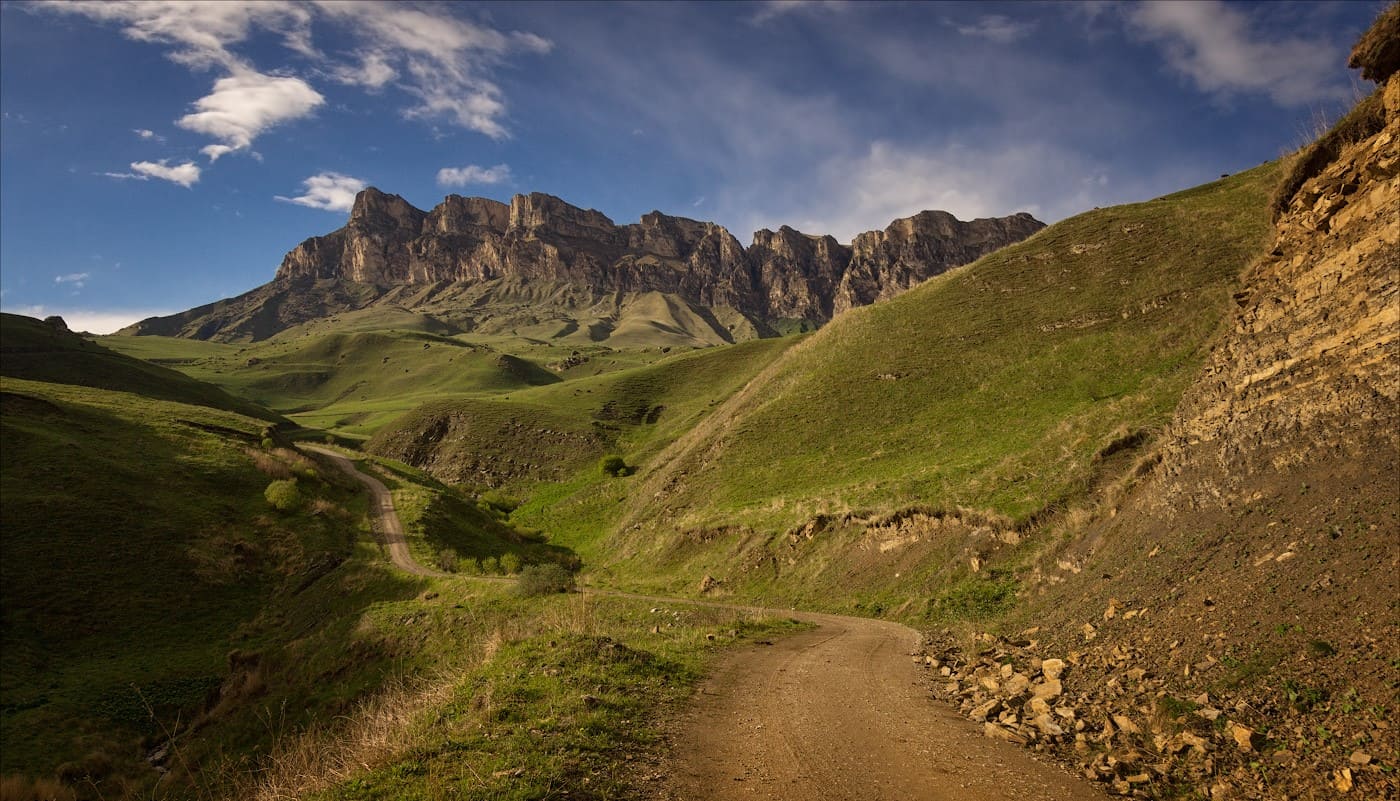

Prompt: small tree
[436,548,460,573]
[264,478,302,513]
[599,454,631,477]
[515,563,575,596]
[481,555,501,575]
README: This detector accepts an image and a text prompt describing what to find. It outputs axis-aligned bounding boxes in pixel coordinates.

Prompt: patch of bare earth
[644,613,1103,800]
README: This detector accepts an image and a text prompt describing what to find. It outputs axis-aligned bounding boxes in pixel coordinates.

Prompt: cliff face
[1020,72,1399,801]
[274,189,1043,325]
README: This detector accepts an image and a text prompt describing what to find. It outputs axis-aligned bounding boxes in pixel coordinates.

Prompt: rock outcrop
[272,190,1043,327]
[987,59,1399,801]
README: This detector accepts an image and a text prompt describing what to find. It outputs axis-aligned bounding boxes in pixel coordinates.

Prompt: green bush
[499,552,522,574]
[481,556,501,575]
[459,557,481,575]
[264,478,302,513]
[436,548,460,573]
[599,454,630,477]
[515,563,575,596]
[261,437,276,450]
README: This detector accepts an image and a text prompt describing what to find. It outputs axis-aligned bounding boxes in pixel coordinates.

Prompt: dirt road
[654,613,1103,801]
[307,445,1102,799]
[302,445,439,577]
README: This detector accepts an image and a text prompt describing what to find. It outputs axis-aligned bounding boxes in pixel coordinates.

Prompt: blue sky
[0,0,1380,333]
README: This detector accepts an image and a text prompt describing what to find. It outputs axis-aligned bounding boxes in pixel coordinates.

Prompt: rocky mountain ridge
[273,188,1044,326]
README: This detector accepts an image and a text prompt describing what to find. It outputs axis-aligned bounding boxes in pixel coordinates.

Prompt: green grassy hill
[1,314,285,424]
[0,371,586,797]
[364,335,799,491]
[492,163,1284,605]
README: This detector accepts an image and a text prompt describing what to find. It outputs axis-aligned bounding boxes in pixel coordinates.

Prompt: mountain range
[123,188,1043,343]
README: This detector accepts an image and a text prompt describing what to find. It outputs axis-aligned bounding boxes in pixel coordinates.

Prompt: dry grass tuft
[246,448,294,479]
[228,674,458,801]
[1270,80,1386,221]
[1349,1,1400,83]
[0,775,76,801]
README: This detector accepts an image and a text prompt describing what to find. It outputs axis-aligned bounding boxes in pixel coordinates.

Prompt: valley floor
[332,446,1103,800]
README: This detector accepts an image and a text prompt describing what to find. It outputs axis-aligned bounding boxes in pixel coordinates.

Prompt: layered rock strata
[275,188,1044,325]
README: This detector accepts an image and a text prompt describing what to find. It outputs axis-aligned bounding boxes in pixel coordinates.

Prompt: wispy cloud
[133,127,165,142]
[1125,0,1348,107]
[951,14,1034,44]
[275,172,368,212]
[102,159,202,187]
[35,1,316,72]
[747,0,846,27]
[178,70,325,161]
[36,1,551,156]
[315,2,552,139]
[436,163,512,187]
[54,272,90,288]
[329,50,397,90]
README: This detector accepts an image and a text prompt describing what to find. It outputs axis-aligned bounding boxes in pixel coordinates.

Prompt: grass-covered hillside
[1,313,284,424]
[102,308,712,441]
[364,335,798,491]
[0,373,578,798]
[493,162,1284,607]
[0,356,797,801]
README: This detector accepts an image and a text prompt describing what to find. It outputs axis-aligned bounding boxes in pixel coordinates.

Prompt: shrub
[264,479,302,513]
[515,563,575,596]
[599,454,630,477]
[261,437,276,450]
[499,552,522,574]
[435,548,459,573]
[459,557,482,575]
[481,556,501,575]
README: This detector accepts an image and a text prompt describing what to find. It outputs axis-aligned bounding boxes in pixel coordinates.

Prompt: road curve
[653,612,1103,801]
[304,445,1102,799]
[302,445,440,577]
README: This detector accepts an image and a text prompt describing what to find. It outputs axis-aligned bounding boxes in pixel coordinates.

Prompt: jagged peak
[349,187,425,228]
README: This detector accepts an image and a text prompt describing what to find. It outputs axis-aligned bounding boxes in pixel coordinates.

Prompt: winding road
[304,446,1103,800]
[302,445,439,577]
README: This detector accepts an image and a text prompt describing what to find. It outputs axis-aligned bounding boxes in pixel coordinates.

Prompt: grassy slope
[0,370,799,801]
[628,164,1280,529]
[0,373,600,798]
[102,325,694,441]
[499,163,1283,607]
[1,314,284,424]
[0,377,387,791]
[363,335,798,493]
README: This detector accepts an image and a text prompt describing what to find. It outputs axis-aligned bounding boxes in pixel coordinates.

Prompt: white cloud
[179,70,325,160]
[754,140,1169,243]
[35,1,315,71]
[747,0,846,27]
[275,172,368,212]
[35,2,550,149]
[436,163,512,187]
[133,127,165,142]
[103,159,202,187]
[54,272,91,288]
[330,50,397,89]
[3,305,174,335]
[1126,0,1347,107]
[952,14,1034,44]
[316,2,552,139]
